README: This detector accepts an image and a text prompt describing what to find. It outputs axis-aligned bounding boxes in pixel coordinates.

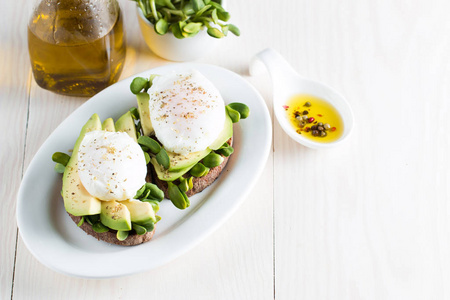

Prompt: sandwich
[132,70,249,209]
[53,112,162,246]
[52,69,249,246]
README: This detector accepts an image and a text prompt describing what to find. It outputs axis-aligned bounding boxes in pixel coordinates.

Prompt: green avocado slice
[122,200,156,225]
[167,149,211,172]
[151,157,194,182]
[116,111,137,141]
[102,118,115,132]
[100,201,132,231]
[136,92,154,136]
[62,114,102,216]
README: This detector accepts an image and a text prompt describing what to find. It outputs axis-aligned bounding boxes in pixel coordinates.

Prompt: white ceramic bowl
[136,7,221,61]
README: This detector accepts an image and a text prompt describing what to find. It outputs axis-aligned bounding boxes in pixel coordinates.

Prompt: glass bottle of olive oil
[28,0,126,97]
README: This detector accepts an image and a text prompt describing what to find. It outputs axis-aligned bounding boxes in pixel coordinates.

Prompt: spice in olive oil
[284,94,343,143]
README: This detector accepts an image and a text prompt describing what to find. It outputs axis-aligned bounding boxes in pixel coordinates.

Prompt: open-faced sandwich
[52,112,163,246]
[132,70,249,209]
[52,69,249,246]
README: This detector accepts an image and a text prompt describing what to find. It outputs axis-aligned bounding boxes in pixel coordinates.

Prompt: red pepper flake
[305,127,311,132]
[331,127,336,132]
[282,105,289,110]
[317,114,323,117]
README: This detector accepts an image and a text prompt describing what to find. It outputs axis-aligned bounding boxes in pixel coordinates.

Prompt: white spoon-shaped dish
[251,48,354,149]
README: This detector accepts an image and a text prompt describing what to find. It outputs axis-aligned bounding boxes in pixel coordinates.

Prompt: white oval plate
[16,63,272,279]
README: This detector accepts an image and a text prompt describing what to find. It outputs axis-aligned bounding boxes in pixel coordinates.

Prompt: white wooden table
[2,0,450,299]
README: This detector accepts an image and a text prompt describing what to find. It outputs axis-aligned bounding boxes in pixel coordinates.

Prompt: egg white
[77,130,146,201]
[148,70,225,155]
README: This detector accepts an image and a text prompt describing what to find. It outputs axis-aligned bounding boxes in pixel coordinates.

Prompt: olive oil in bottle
[28,0,126,97]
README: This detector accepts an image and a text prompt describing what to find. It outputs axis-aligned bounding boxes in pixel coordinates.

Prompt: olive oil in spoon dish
[250,48,354,149]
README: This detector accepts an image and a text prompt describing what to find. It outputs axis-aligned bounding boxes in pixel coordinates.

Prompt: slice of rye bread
[68,213,156,246]
[151,138,233,198]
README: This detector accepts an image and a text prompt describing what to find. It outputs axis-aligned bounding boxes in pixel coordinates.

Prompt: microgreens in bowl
[133,0,240,39]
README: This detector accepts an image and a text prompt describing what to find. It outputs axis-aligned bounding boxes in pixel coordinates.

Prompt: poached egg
[148,70,225,155]
[78,130,146,201]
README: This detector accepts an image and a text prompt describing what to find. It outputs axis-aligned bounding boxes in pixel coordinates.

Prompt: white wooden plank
[0,0,33,299]
[274,0,450,299]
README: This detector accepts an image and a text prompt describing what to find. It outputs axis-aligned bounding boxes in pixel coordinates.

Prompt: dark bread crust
[68,214,155,246]
[151,138,233,198]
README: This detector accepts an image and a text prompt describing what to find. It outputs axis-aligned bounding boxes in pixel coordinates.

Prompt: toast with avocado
[130,71,249,209]
[53,112,162,246]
